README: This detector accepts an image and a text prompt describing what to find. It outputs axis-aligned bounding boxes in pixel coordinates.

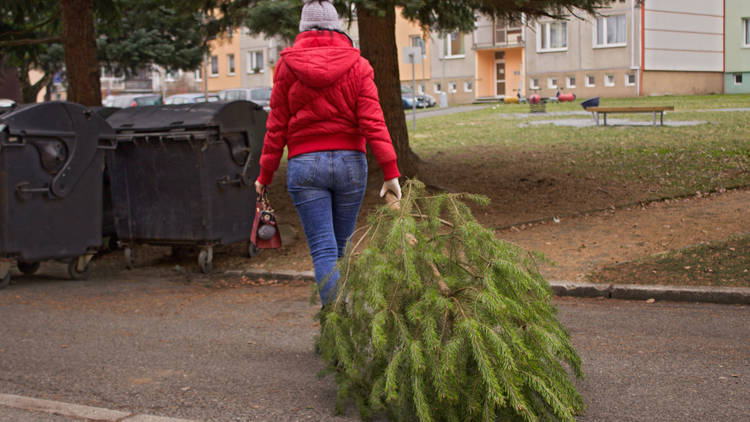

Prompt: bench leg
[593,112,599,126]
[660,111,664,126]
[603,113,607,126]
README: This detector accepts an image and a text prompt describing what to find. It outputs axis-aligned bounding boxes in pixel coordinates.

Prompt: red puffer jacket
[257,30,400,185]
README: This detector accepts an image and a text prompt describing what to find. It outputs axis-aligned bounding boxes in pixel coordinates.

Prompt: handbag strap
[259,187,274,213]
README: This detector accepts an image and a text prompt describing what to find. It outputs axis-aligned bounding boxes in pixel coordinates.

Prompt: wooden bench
[585,106,675,126]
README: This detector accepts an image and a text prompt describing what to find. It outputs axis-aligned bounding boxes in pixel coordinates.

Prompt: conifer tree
[316,180,584,421]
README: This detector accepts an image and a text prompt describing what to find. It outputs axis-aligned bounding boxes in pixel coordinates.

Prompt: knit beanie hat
[299,0,342,32]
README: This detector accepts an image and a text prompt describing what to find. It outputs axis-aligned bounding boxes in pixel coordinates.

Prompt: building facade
[395,10,476,106]
[725,0,750,94]
[473,15,526,99]
[641,0,724,96]
[525,0,640,99]
[524,0,726,99]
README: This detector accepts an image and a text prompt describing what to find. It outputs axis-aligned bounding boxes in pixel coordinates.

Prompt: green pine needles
[316,180,584,422]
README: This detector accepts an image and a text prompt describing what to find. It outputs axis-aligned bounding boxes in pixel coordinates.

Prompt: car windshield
[250,89,271,101]
[224,91,246,101]
[135,95,161,106]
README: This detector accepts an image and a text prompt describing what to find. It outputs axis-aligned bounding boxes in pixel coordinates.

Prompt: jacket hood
[281,30,360,89]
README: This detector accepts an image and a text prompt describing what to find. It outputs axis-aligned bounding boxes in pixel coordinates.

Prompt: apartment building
[202,19,360,93]
[641,0,724,95]
[725,0,750,94]
[473,15,525,99]
[526,0,639,98]
[525,0,725,98]
[395,11,475,105]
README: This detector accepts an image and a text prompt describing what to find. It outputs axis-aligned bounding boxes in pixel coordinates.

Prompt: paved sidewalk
[0,274,747,421]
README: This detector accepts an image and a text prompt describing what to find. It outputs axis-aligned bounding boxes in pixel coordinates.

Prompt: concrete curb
[230,269,750,305]
[0,393,196,422]
[548,281,750,305]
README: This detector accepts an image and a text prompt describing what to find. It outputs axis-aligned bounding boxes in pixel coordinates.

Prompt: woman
[254,0,401,305]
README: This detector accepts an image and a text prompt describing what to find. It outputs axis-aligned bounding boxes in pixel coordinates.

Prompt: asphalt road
[0,265,747,421]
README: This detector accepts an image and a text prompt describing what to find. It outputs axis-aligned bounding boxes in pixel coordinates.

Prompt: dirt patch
[589,234,750,287]
[57,150,749,286]
[498,188,750,282]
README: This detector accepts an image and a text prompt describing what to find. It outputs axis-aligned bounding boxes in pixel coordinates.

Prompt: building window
[595,15,626,47]
[547,77,558,89]
[464,81,473,92]
[625,73,636,86]
[417,84,425,94]
[444,32,465,57]
[434,83,442,93]
[210,56,219,77]
[165,70,177,82]
[744,18,750,47]
[537,21,567,52]
[247,50,264,73]
[529,78,539,90]
[735,73,744,85]
[605,74,615,87]
[448,82,457,93]
[566,76,576,88]
[410,35,426,56]
[227,54,235,75]
[195,68,202,81]
[585,75,595,87]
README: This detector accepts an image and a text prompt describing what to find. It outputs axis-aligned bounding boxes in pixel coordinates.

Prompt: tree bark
[356,4,418,178]
[60,0,101,106]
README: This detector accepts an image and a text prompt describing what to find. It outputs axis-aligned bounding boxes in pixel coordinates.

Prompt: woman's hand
[255,180,266,196]
[379,178,401,200]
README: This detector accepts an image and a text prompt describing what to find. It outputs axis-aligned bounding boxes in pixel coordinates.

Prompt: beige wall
[475,51,495,98]
[530,69,638,98]
[505,47,524,97]
[206,30,242,92]
[642,71,724,96]
[395,10,431,82]
[476,47,524,98]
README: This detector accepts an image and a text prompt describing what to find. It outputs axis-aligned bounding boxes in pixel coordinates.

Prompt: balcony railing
[124,79,153,91]
[474,22,524,49]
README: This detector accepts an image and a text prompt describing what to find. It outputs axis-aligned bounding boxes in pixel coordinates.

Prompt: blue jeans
[287,150,367,305]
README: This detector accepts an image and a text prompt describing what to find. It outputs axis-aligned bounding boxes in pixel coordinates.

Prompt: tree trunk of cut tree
[356,4,418,178]
[61,0,101,106]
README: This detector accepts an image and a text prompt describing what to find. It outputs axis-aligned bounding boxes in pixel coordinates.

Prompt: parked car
[218,87,272,110]
[102,94,162,108]
[400,86,436,109]
[0,98,16,114]
[164,93,220,105]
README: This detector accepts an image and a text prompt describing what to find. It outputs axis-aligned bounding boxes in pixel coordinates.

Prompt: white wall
[643,0,723,71]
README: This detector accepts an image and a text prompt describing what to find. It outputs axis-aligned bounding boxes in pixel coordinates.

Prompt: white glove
[379,178,402,200]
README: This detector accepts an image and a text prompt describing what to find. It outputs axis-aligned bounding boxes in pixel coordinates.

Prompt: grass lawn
[588,234,750,287]
[408,94,750,227]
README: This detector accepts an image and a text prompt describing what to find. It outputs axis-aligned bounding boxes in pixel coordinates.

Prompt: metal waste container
[106,101,265,273]
[0,101,115,288]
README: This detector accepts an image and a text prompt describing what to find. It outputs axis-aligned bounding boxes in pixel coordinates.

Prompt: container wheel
[124,248,135,269]
[0,273,9,289]
[68,258,91,280]
[17,261,40,275]
[198,248,213,274]
[247,242,261,258]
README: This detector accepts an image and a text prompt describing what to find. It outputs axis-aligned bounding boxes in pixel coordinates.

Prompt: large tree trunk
[61,0,101,106]
[356,4,418,178]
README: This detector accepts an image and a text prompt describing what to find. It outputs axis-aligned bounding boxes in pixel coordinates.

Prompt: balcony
[474,21,524,50]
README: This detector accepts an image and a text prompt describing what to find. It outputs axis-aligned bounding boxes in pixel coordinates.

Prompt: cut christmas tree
[316,180,584,422]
